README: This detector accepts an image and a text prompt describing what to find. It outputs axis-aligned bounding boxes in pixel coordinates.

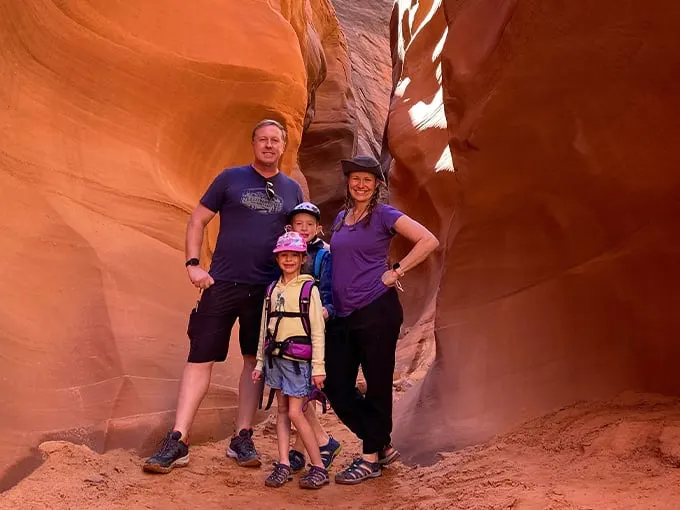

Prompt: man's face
[252,125,285,167]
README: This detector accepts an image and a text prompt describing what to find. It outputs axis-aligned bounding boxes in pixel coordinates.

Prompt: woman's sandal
[288,449,306,473]
[264,462,293,488]
[378,444,400,466]
[334,457,381,485]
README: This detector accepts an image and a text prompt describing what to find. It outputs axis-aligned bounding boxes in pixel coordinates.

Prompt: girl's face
[277,251,305,276]
[348,172,377,204]
[291,213,321,242]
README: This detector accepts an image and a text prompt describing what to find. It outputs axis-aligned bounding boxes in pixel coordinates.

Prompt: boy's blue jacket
[303,237,335,320]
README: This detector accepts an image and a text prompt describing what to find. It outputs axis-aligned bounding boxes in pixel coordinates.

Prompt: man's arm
[185,204,217,289]
[186,204,216,260]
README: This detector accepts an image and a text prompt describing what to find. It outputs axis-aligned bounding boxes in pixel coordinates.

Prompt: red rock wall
[0,0,354,480]
[9,0,676,480]
[298,0,393,226]
[390,0,680,463]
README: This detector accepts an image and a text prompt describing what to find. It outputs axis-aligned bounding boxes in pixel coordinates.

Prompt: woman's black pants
[324,288,403,454]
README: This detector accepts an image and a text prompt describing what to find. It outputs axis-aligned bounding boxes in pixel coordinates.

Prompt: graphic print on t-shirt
[199,165,304,283]
[240,187,283,214]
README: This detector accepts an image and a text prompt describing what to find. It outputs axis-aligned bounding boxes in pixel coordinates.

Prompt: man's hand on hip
[187,266,215,289]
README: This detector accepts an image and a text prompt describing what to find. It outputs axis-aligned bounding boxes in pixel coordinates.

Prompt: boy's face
[277,251,305,275]
[290,213,321,242]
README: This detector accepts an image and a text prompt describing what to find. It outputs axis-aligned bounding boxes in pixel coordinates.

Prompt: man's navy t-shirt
[200,165,303,284]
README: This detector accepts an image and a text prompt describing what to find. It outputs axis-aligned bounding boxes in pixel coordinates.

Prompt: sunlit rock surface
[390,0,680,463]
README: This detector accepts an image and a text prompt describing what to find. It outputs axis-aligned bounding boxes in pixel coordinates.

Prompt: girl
[252,231,329,490]
[325,155,439,485]
[286,202,342,472]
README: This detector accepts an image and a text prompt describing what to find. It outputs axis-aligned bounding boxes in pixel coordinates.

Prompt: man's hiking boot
[227,428,261,467]
[143,431,189,474]
[265,462,292,488]
[299,465,329,490]
[320,436,342,469]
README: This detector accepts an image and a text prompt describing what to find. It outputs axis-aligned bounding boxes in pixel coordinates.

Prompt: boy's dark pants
[324,288,403,454]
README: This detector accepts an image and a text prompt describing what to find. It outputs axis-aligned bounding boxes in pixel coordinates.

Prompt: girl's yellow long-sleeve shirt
[255,274,326,377]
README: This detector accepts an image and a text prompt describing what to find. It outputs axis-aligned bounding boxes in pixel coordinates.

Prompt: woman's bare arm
[392,215,440,274]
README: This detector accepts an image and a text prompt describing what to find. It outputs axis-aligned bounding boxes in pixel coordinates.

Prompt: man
[143,119,304,473]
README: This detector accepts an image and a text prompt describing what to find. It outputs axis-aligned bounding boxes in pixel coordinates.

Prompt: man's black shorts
[187,281,267,363]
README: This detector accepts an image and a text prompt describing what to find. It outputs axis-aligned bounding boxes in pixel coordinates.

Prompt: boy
[287,202,341,471]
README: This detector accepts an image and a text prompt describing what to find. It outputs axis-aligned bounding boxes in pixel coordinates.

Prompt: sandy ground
[2,392,680,510]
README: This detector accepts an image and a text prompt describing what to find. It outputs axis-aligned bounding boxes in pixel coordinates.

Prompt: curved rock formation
[298,0,393,225]
[390,0,680,463]
[0,0,349,481]
[9,0,677,485]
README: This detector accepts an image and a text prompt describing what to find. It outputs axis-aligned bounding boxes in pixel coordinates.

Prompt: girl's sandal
[264,462,293,488]
[299,465,329,490]
[334,457,381,485]
[378,444,400,466]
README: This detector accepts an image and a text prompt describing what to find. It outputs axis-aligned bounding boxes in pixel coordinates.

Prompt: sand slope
[2,393,680,509]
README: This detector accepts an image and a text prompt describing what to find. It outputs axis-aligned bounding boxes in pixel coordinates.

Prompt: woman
[325,155,439,485]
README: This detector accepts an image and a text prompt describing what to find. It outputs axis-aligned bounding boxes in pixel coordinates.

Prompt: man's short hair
[252,119,287,144]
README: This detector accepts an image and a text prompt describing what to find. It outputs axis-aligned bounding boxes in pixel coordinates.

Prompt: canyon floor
[2,392,680,509]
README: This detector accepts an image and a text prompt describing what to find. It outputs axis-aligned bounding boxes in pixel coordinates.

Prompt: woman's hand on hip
[381,269,400,287]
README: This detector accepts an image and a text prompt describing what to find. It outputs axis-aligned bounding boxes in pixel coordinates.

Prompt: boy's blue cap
[288,202,321,222]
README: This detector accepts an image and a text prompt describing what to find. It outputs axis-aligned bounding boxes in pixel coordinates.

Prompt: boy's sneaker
[289,449,306,473]
[299,465,329,490]
[265,462,293,488]
[143,431,189,474]
[227,428,261,467]
[319,436,342,469]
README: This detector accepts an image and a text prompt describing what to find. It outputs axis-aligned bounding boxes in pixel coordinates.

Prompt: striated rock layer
[0,0,356,482]
[298,0,393,225]
[390,0,680,463]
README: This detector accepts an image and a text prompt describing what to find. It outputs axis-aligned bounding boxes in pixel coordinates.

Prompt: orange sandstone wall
[0,0,345,481]
[390,0,680,463]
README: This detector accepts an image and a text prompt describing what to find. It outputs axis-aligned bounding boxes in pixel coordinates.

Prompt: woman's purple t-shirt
[330,204,404,317]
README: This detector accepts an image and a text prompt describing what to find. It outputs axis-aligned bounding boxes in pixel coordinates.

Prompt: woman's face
[348,172,377,204]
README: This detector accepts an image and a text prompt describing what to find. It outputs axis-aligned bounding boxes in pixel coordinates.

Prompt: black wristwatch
[392,262,405,277]
[185,258,200,267]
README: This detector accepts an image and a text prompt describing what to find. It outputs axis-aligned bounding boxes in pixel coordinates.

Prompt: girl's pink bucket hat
[273,231,307,253]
